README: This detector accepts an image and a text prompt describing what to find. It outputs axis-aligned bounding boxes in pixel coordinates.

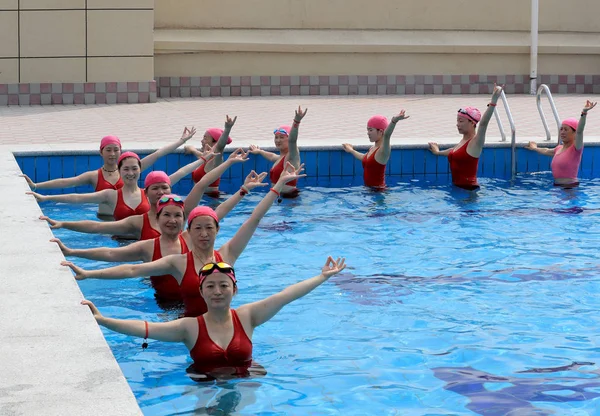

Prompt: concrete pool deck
[1,93,599,415]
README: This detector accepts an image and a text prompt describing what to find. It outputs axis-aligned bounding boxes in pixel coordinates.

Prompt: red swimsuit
[95,168,123,192]
[180,250,223,317]
[149,235,189,301]
[192,163,220,198]
[112,189,151,221]
[362,147,386,188]
[139,212,161,240]
[447,140,480,190]
[270,157,299,197]
[189,310,253,375]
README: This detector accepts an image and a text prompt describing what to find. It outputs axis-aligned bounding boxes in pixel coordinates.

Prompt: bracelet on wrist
[239,185,249,196]
[270,187,280,197]
[487,103,497,107]
[581,112,587,117]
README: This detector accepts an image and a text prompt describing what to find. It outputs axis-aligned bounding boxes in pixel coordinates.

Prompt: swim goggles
[158,195,184,204]
[273,128,289,135]
[198,262,237,285]
[457,108,479,123]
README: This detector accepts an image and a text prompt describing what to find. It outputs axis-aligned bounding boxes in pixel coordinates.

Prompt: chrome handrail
[536,84,561,143]
[493,90,517,178]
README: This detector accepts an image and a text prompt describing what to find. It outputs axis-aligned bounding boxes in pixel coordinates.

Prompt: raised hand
[224,115,237,129]
[391,110,409,123]
[525,141,538,150]
[227,148,249,164]
[294,105,308,122]
[20,174,36,190]
[321,256,347,279]
[61,261,88,280]
[278,162,306,185]
[243,170,268,191]
[583,100,597,113]
[81,299,103,321]
[341,143,354,153]
[50,238,72,256]
[491,83,504,99]
[39,215,63,229]
[26,191,47,202]
[180,126,197,143]
[248,144,261,155]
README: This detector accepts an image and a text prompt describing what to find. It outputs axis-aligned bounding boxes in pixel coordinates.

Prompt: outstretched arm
[238,257,346,329]
[214,171,268,220]
[52,238,151,263]
[61,254,179,281]
[21,170,96,192]
[428,142,452,157]
[575,100,597,150]
[27,189,112,205]
[183,148,248,217]
[472,84,503,151]
[286,106,308,168]
[39,214,141,237]
[220,163,306,264]
[248,145,280,162]
[341,143,365,161]
[140,127,197,171]
[376,110,409,165]
[524,142,555,157]
[82,300,191,344]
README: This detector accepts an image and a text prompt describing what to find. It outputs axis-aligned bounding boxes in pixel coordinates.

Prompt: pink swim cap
[144,171,171,188]
[274,125,291,136]
[206,128,232,144]
[367,115,389,131]
[156,194,184,214]
[117,151,140,165]
[458,107,481,124]
[562,118,578,131]
[100,135,121,151]
[187,206,219,228]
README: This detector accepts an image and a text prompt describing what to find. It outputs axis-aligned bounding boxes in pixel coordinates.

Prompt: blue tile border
[13,143,600,194]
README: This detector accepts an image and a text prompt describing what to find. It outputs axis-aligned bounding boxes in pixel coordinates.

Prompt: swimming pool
[45,174,600,415]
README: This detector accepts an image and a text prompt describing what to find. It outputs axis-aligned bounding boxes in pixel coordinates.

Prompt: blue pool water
[44,174,600,415]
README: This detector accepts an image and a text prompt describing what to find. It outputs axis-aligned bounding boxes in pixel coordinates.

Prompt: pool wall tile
[341,152,355,176]
[317,151,330,177]
[329,151,342,176]
[413,149,426,174]
[401,150,413,175]
[35,156,50,182]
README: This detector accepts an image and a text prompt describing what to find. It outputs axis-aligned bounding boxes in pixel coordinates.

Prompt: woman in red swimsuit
[62,163,305,317]
[21,127,197,194]
[185,116,237,198]
[428,85,503,190]
[342,110,409,188]
[79,256,346,379]
[248,106,308,198]
[38,148,246,239]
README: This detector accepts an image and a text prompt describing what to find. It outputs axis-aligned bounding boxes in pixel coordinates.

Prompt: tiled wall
[156,75,600,98]
[15,145,600,194]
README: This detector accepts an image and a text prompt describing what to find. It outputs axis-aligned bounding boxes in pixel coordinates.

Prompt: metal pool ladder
[536,84,561,143]
[493,90,517,178]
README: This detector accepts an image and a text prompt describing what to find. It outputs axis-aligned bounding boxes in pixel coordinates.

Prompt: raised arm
[21,170,96,192]
[183,148,248,218]
[168,143,215,185]
[39,214,141,237]
[286,106,308,168]
[575,100,597,150]
[140,127,196,171]
[472,84,503,151]
[220,163,305,264]
[428,142,452,157]
[52,237,151,263]
[214,171,268,220]
[248,145,280,162]
[61,254,180,281]
[524,142,555,157]
[341,143,365,161]
[238,256,346,329]
[27,189,113,205]
[205,116,236,171]
[376,110,409,164]
[82,300,192,344]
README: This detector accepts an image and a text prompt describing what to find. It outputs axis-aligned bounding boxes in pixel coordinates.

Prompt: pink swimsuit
[551,145,582,182]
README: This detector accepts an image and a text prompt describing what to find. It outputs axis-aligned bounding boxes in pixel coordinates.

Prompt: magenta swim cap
[458,107,481,124]
[206,128,232,145]
[562,118,578,131]
[117,151,140,165]
[187,206,219,228]
[100,135,121,151]
[367,115,389,131]
[144,171,171,188]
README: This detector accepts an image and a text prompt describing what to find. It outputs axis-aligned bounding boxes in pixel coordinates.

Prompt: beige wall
[0,0,153,83]
[154,0,599,32]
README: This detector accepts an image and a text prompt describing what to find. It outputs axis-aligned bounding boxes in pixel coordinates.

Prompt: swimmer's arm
[376,110,409,165]
[239,256,346,328]
[55,215,141,237]
[23,170,96,191]
[83,254,179,280]
[30,189,113,205]
[286,106,307,168]
[249,145,280,162]
[205,117,236,171]
[473,85,503,150]
[575,108,591,151]
[140,127,196,171]
[525,142,555,157]
[214,171,269,220]
[428,143,451,157]
[341,144,365,161]
[67,240,152,263]
[168,157,206,186]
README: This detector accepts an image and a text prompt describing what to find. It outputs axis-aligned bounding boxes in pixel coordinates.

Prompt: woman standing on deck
[21,127,197,193]
[79,256,346,380]
[248,106,307,198]
[525,100,596,187]
[428,84,503,190]
[341,110,409,188]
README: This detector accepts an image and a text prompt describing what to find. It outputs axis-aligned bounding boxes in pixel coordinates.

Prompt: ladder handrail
[536,84,561,143]
[493,90,517,178]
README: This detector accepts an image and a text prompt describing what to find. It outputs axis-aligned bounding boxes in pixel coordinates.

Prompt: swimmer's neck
[204,309,232,324]
[160,232,180,243]
[461,132,476,142]
[192,247,217,262]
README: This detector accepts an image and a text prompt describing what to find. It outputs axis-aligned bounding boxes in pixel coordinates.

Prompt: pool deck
[1,93,599,416]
